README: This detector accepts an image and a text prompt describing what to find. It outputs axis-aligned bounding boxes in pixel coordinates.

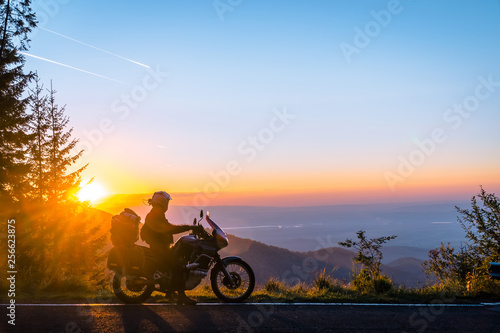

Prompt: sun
[77,181,109,203]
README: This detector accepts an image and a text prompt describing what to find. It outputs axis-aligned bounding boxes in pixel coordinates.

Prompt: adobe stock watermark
[70,288,115,332]
[402,291,457,333]
[385,74,499,191]
[340,0,410,64]
[76,65,168,156]
[213,0,243,21]
[47,288,115,333]
[179,107,296,222]
[6,219,16,326]
[236,304,274,333]
[32,0,72,38]
[282,235,338,285]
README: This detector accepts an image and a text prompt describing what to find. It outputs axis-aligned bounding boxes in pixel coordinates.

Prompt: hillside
[384,257,428,286]
[301,247,427,287]
[219,235,428,287]
[220,235,340,285]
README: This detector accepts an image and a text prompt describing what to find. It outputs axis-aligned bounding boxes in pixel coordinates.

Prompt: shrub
[423,242,473,286]
[339,230,397,278]
[466,267,500,296]
[314,269,335,291]
[264,277,285,293]
[423,188,500,293]
[457,187,500,267]
[352,268,393,294]
[290,282,309,295]
[372,274,393,294]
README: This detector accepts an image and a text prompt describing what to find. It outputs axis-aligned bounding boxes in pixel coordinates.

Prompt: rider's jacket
[140,207,191,245]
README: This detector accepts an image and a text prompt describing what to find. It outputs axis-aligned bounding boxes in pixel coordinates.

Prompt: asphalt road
[3,303,500,333]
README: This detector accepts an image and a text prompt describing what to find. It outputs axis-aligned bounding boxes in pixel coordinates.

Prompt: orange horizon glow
[93,180,500,208]
[81,152,499,207]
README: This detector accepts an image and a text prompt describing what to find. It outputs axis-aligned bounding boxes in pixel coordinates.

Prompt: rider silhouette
[140,191,202,305]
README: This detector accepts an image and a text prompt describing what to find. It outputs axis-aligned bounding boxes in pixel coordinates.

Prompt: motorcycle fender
[210,256,243,281]
[220,256,242,264]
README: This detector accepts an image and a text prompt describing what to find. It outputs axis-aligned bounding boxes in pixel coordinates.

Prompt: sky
[22,0,500,206]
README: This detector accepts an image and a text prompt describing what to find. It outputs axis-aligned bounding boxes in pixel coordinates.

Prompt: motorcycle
[107,210,255,303]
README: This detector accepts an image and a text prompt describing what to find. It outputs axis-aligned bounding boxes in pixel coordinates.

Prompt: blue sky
[23,0,500,204]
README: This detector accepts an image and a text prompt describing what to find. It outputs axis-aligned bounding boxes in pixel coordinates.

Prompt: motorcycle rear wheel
[112,272,154,304]
[210,258,255,303]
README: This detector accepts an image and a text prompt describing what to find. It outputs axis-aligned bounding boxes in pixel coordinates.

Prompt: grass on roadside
[5,272,500,304]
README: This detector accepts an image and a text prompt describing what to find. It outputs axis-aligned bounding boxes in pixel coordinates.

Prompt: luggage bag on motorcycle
[107,245,156,276]
[110,208,141,247]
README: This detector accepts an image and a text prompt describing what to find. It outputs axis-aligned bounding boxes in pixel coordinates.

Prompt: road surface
[3,303,500,332]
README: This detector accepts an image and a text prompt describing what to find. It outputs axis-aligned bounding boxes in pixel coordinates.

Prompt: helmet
[150,191,172,211]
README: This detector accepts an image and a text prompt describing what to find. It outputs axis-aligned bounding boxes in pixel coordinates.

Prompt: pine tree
[0,52,31,206]
[27,74,49,200]
[0,0,36,294]
[46,81,87,204]
[0,0,36,210]
[26,78,87,203]
[22,80,105,292]
[0,1,108,295]
[0,0,37,56]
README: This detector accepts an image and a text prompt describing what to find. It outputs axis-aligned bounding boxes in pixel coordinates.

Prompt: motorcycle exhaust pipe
[185,263,200,270]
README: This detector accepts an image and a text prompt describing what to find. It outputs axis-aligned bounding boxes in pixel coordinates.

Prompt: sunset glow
[77,181,109,203]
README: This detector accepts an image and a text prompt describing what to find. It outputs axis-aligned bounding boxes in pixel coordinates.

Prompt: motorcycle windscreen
[206,216,229,249]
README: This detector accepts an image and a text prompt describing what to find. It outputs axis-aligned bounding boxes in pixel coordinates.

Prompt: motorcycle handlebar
[192,226,209,238]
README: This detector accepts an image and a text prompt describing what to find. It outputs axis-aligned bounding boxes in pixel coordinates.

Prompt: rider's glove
[192,225,205,234]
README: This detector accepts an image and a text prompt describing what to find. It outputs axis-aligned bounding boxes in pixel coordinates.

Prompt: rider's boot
[164,289,176,303]
[176,290,197,305]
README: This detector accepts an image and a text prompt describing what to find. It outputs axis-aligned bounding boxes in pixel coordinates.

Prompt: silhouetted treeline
[1,0,107,295]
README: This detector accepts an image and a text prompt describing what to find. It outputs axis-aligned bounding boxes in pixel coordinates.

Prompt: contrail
[19,52,130,85]
[40,27,151,69]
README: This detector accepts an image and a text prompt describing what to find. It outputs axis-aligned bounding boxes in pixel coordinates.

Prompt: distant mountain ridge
[218,235,428,287]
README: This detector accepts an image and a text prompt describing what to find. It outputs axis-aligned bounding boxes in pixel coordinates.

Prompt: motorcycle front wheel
[112,272,154,304]
[210,258,255,303]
